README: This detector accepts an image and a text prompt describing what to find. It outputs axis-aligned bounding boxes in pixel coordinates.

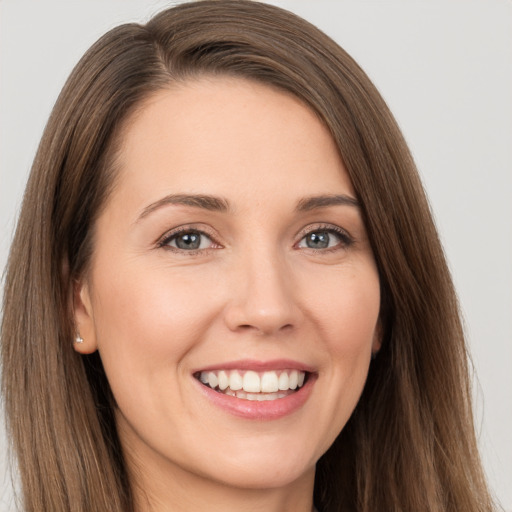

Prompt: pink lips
[194,358,315,373]
[194,359,316,420]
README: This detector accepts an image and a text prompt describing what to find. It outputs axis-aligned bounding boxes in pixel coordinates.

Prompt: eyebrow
[137,192,359,222]
[137,194,230,221]
[295,194,360,211]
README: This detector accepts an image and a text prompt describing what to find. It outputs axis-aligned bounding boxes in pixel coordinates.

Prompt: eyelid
[294,223,354,250]
[156,224,222,252]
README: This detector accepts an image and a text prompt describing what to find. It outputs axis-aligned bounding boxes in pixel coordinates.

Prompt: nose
[223,249,302,336]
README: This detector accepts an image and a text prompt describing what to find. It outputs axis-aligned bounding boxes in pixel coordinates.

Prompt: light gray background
[1,1,511,510]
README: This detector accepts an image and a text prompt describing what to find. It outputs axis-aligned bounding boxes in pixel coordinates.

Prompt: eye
[297,226,352,250]
[160,229,215,251]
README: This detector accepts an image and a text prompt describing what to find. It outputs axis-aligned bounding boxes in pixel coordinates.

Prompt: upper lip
[193,359,315,373]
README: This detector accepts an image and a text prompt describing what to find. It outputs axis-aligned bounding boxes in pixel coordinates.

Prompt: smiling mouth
[195,369,308,401]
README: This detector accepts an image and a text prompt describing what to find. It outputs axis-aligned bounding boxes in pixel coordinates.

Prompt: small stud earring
[75,333,84,344]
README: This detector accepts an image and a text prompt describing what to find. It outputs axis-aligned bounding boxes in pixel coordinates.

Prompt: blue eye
[297,228,351,250]
[163,230,213,251]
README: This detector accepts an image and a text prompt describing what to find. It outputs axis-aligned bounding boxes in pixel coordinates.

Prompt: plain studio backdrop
[0,1,511,510]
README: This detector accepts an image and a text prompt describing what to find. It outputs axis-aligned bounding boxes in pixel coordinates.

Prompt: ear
[73,278,98,354]
[371,319,383,356]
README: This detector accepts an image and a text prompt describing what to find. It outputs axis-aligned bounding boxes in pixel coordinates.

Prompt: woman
[0,1,497,511]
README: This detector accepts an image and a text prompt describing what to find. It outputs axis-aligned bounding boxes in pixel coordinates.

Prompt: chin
[201,456,316,491]
[184,434,321,490]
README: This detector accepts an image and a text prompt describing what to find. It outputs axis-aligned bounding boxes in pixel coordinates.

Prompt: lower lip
[195,375,316,420]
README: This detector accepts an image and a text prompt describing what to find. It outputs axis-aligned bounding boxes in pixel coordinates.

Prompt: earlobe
[73,280,98,354]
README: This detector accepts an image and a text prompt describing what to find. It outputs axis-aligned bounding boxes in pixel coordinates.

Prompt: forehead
[112,76,354,208]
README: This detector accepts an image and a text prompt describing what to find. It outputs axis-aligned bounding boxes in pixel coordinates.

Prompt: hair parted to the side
[1,1,496,511]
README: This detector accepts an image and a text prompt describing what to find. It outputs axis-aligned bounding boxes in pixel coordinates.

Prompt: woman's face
[75,77,380,495]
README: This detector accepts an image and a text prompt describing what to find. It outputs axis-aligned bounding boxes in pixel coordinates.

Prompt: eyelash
[157,224,354,254]
[295,224,354,252]
[157,226,220,255]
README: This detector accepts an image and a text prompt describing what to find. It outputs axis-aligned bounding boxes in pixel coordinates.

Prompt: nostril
[235,322,294,335]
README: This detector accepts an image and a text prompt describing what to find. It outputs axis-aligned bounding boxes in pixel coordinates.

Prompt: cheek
[294,262,380,452]
[89,260,221,381]
[306,264,380,355]
[309,263,379,387]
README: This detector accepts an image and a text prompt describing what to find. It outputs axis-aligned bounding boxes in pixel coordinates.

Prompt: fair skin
[74,77,381,512]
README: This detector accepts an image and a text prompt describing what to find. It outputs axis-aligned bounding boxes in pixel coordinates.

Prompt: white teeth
[261,371,279,393]
[218,370,229,390]
[229,370,243,391]
[245,392,288,401]
[289,370,298,390]
[278,372,289,391]
[208,372,218,389]
[243,371,260,392]
[198,369,308,397]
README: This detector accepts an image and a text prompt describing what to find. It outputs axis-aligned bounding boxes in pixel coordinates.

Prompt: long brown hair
[1,1,496,511]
